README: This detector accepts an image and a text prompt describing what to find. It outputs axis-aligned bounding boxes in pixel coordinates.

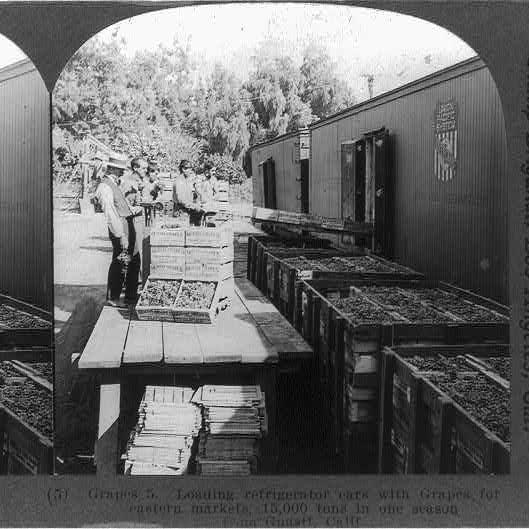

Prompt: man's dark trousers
[107,217,140,302]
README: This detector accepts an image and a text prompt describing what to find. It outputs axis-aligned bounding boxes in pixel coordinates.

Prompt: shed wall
[310,65,508,303]
[0,63,52,310]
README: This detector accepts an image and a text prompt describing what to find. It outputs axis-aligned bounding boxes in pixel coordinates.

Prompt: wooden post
[95,370,121,476]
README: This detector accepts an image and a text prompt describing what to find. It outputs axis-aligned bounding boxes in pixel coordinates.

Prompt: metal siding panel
[308,65,507,302]
[0,68,51,309]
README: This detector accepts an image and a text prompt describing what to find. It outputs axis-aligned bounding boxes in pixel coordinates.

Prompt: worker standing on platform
[144,162,163,202]
[172,159,204,226]
[96,158,142,306]
[129,157,148,200]
[199,161,219,203]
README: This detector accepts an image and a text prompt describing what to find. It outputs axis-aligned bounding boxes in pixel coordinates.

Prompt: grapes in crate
[138,280,181,307]
[333,296,396,325]
[0,304,50,329]
[175,282,216,310]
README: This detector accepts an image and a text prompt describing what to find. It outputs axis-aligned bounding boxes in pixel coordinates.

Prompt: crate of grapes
[300,278,509,465]
[0,360,53,474]
[266,248,345,306]
[378,344,510,474]
[303,278,509,350]
[0,294,52,349]
[136,277,182,322]
[1,405,53,474]
[248,235,332,291]
[286,254,422,327]
[172,280,221,324]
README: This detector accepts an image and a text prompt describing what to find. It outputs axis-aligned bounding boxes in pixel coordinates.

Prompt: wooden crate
[265,248,343,306]
[1,406,53,474]
[136,277,182,323]
[301,278,509,347]
[185,226,233,247]
[185,262,233,282]
[150,246,186,278]
[172,280,221,324]
[185,245,234,264]
[302,278,509,468]
[283,253,422,323]
[379,344,510,474]
[150,227,186,246]
[250,235,332,292]
[0,294,52,349]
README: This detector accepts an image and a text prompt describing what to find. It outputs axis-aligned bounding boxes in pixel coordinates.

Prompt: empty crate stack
[212,180,232,223]
[193,385,267,476]
[123,386,201,475]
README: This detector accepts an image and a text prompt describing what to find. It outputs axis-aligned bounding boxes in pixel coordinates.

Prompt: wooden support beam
[95,370,121,476]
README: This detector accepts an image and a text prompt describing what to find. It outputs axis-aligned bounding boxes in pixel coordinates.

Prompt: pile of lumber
[192,385,267,476]
[123,386,201,475]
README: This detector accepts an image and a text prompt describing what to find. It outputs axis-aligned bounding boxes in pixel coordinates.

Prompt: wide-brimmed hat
[106,155,128,170]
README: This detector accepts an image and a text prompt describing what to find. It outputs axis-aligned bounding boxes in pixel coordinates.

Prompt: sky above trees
[45,4,477,178]
[2,4,475,99]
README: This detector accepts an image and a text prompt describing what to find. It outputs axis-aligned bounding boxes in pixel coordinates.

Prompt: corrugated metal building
[0,60,52,310]
[250,57,508,303]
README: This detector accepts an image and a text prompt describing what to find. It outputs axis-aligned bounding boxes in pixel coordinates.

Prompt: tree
[184,64,253,162]
[300,42,355,120]
[245,39,314,142]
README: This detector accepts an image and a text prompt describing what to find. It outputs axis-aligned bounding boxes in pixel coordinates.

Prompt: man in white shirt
[172,159,204,226]
[96,158,141,305]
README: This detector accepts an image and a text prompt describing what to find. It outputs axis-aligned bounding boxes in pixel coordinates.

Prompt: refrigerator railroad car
[0,60,51,310]
[251,57,508,303]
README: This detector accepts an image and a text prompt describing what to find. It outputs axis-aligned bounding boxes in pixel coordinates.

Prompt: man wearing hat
[95,156,142,306]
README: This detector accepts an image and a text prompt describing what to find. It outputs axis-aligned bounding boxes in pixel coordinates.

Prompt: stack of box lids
[192,385,267,476]
[123,386,201,475]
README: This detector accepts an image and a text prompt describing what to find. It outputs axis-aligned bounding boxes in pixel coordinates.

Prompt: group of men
[172,159,219,227]
[95,156,220,307]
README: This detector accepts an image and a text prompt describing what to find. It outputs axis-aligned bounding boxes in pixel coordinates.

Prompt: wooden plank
[199,295,277,364]
[78,306,130,369]
[162,322,203,364]
[235,278,265,299]
[0,347,51,362]
[122,318,163,364]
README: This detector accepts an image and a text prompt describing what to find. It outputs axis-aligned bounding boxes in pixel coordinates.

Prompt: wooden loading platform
[78,231,313,475]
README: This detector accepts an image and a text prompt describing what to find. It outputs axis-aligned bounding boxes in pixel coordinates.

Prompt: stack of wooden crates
[144,224,234,322]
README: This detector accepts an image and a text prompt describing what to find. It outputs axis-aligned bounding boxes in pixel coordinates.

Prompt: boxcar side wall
[0,63,51,310]
[250,134,302,212]
[309,65,508,303]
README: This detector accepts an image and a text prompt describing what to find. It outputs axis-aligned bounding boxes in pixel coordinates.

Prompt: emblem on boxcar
[434,100,458,181]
